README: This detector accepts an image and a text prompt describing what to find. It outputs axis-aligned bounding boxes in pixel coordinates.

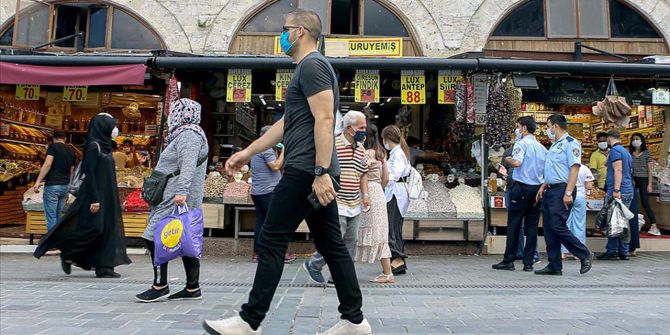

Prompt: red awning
[0,62,147,86]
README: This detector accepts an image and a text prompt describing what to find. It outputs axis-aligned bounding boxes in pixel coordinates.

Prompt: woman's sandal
[370,273,395,284]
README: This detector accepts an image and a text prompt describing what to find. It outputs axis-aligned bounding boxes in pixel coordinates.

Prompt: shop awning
[0,62,147,86]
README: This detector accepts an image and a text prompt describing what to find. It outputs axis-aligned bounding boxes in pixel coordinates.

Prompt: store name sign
[355,70,380,103]
[63,86,88,102]
[401,70,425,104]
[15,84,40,100]
[227,69,252,103]
[275,69,293,102]
[438,70,462,105]
[274,37,402,57]
[652,88,669,105]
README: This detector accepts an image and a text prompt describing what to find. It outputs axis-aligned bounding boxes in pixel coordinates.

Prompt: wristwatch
[314,166,329,176]
[565,192,573,197]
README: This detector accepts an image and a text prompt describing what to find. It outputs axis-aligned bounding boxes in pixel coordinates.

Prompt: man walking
[33,130,76,231]
[304,111,369,285]
[493,116,546,272]
[597,130,635,260]
[535,114,594,276]
[203,9,371,335]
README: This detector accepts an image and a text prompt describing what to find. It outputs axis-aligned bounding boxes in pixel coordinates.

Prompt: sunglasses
[282,25,310,32]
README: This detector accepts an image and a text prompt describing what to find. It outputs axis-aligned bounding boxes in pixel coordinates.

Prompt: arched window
[240,0,409,37]
[491,0,662,39]
[0,2,164,51]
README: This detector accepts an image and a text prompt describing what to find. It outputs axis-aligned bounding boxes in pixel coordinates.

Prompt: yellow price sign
[15,84,40,100]
[354,70,380,103]
[275,69,293,101]
[227,69,252,103]
[401,70,425,104]
[63,86,88,102]
[437,71,462,104]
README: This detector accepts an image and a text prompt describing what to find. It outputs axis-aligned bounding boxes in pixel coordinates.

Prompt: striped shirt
[335,135,368,217]
[632,150,652,178]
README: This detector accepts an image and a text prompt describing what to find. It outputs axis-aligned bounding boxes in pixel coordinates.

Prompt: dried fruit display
[223,181,252,205]
[449,184,484,218]
[204,172,229,198]
[123,189,149,212]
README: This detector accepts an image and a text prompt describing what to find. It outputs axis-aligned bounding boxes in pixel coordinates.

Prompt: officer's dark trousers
[239,168,363,330]
[503,183,542,267]
[543,186,590,271]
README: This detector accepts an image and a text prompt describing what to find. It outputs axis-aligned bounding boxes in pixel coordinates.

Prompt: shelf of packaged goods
[0,138,47,147]
[0,118,53,132]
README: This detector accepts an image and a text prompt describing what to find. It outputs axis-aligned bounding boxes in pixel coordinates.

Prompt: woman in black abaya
[34,113,131,278]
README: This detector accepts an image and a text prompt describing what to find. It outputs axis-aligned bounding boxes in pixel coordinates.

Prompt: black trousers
[503,183,542,266]
[542,186,590,271]
[387,196,406,260]
[251,193,273,254]
[144,239,200,290]
[239,168,363,330]
[633,176,657,224]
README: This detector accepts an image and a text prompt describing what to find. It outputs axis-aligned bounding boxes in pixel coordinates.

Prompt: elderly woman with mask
[34,113,131,278]
[136,99,209,303]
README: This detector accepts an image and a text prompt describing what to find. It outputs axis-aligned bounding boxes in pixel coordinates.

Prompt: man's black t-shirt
[283,51,340,177]
[45,142,76,186]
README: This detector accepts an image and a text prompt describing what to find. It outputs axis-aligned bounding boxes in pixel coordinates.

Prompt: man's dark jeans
[239,168,363,330]
[251,193,273,255]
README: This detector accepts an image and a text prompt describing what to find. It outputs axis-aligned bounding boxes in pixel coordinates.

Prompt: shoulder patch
[573,148,580,157]
[513,147,521,155]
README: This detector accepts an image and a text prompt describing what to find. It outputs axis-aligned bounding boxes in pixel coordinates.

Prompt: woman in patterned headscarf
[136,98,209,303]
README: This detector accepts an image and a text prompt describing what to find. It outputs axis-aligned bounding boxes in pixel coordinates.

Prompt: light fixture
[365,102,370,108]
[380,103,385,106]
[386,97,392,102]
[259,95,266,106]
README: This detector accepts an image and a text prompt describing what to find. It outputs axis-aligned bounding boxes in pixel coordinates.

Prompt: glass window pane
[0,25,13,46]
[241,0,297,32]
[15,4,49,46]
[55,6,86,48]
[88,7,108,48]
[363,0,408,36]
[578,0,607,38]
[331,0,359,35]
[111,9,162,49]
[492,0,544,37]
[609,0,660,38]
[546,0,577,38]
[300,0,328,34]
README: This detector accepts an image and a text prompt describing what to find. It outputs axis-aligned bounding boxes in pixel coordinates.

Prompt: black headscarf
[85,113,116,154]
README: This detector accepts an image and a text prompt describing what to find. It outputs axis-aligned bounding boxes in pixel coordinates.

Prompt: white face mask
[383,141,391,151]
[546,125,556,141]
[632,140,642,148]
[597,142,609,150]
[514,128,523,141]
[111,127,119,139]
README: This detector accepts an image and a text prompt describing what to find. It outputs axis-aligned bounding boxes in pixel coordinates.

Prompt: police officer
[535,113,594,275]
[493,116,546,272]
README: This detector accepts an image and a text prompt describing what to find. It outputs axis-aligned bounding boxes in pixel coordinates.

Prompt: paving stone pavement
[1,252,669,335]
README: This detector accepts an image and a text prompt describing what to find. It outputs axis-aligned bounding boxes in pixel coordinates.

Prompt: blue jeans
[605,193,634,256]
[43,185,69,231]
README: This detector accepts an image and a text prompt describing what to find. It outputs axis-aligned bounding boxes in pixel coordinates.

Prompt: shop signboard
[354,69,380,103]
[226,69,252,103]
[62,86,88,102]
[275,69,293,102]
[437,71,461,104]
[652,88,669,105]
[401,70,425,105]
[276,37,402,57]
[15,84,40,101]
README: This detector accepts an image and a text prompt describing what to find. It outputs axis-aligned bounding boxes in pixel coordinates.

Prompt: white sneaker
[318,319,372,335]
[202,315,261,335]
[648,225,661,236]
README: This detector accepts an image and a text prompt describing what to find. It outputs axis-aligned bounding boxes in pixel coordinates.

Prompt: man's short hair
[112,141,118,150]
[343,110,366,129]
[287,9,322,40]
[53,130,66,139]
[607,129,621,140]
[406,136,420,147]
[596,132,608,140]
[547,113,568,130]
[123,139,134,146]
[516,116,537,134]
[260,125,272,137]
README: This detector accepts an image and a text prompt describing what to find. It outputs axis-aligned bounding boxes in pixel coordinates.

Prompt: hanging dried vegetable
[485,78,513,150]
[466,78,475,124]
[455,80,467,122]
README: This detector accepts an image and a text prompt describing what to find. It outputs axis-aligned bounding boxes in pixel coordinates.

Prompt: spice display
[223,181,252,204]
[485,79,513,150]
[424,181,457,215]
[204,172,229,198]
[449,184,484,218]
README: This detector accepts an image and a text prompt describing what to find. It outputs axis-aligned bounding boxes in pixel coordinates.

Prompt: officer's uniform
[543,133,591,271]
[502,135,547,267]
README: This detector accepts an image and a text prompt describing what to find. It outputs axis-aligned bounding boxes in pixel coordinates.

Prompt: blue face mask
[353,130,366,143]
[280,31,295,55]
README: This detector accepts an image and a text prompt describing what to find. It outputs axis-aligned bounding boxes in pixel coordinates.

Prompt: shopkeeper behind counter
[122,139,141,168]
[406,136,446,166]
[112,142,127,169]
